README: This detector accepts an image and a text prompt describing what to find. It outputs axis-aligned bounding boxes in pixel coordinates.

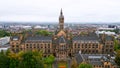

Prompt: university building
[10,9,117,67]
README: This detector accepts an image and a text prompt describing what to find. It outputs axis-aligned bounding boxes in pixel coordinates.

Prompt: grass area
[58,61,67,68]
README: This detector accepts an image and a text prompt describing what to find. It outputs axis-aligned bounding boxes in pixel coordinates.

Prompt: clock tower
[56,9,66,37]
[59,9,64,30]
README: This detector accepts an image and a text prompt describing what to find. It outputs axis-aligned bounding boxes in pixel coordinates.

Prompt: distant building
[98,27,115,31]
[23,26,32,30]
[0,37,10,46]
[34,25,48,29]
[0,47,10,52]
[108,25,116,28]
[96,31,116,35]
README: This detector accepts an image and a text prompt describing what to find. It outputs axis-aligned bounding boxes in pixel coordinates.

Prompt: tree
[36,30,52,36]
[0,30,10,37]
[44,55,55,68]
[115,50,120,66]
[0,50,9,68]
[78,63,93,68]
[114,39,120,51]
[18,51,44,68]
[0,50,48,68]
[8,52,20,68]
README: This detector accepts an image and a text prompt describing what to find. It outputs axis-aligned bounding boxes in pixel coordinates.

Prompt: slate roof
[75,54,117,66]
[11,36,19,41]
[25,36,52,43]
[73,33,99,42]
[73,36,99,41]
[76,53,84,64]
[105,36,113,41]
[89,61,103,65]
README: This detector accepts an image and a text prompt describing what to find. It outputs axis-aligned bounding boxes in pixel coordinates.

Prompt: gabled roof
[76,53,84,64]
[59,36,66,43]
[54,36,71,45]
[57,30,66,37]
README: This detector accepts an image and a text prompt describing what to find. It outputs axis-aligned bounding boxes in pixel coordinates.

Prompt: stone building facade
[10,9,114,61]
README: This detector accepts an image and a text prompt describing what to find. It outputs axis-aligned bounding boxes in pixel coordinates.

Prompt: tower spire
[60,8,63,15]
[59,8,64,30]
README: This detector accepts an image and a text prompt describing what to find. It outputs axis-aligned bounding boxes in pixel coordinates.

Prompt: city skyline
[0,0,120,23]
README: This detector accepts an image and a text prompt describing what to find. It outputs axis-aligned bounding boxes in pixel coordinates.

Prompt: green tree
[0,30,10,37]
[44,55,55,68]
[114,39,120,51]
[0,50,46,68]
[115,50,120,66]
[18,50,44,68]
[8,52,20,68]
[0,50,9,68]
[36,30,52,36]
[78,63,93,68]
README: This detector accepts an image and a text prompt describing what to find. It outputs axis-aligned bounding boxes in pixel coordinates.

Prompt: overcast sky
[0,0,120,23]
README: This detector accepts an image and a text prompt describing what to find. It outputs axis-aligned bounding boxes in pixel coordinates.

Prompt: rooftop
[25,36,52,43]
[73,33,99,42]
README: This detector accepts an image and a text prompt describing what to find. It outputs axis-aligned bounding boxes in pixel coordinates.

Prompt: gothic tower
[59,9,64,30]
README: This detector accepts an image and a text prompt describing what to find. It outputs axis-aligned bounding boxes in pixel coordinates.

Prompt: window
[48,50,50,53]
[89,50,91,53]
[16,45,19,48]
[106,49,108,52]
[92,45,94,48]
[111,42,113,45]
[110,49,113,52]
[37,44,39,48]
[82,50,84,53]
[85,44,87,48]
[96,44,98,48]
[108,65,110,68]
[110,45,113,48]
[106,45,109,48]
[89,45,91,48]
[26,44,29,46]
[30,44,32,48]
[78,44,80,48]
[74,43,76,48]
[96,50,98,53]
[41,44,43,48]
[12,45,14,48]
[82,44,83,48]
[48,44,50,48]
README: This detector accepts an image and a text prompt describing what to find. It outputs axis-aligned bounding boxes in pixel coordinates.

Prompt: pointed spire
[60,8,63,15]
